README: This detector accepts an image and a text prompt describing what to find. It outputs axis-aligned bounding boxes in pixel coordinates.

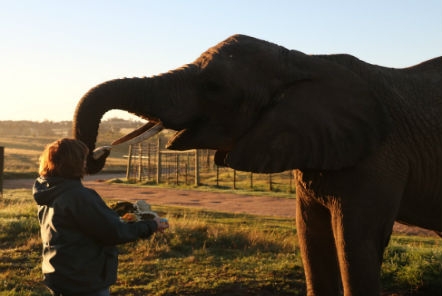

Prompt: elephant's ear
[225,69,389,173]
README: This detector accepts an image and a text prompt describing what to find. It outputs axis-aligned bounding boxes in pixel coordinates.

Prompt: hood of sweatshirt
[33,176,81,206]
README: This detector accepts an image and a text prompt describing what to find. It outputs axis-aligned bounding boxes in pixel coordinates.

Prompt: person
[33,138,168,296]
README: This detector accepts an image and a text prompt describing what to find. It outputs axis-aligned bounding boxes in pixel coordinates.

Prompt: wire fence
[125,138,295,193]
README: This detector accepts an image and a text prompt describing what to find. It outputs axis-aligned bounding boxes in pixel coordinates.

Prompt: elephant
[72,34,442,295]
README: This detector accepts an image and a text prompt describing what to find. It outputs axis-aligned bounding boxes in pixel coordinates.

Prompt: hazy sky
[1,0,440,122]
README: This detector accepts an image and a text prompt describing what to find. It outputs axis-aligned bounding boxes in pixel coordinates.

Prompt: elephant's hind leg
[296,194,341,296]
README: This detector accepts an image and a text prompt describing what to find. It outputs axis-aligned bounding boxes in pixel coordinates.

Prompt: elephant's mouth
[92,119,233,167]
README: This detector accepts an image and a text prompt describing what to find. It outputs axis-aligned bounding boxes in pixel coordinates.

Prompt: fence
[0,146,3,198]
[125,138,295,193]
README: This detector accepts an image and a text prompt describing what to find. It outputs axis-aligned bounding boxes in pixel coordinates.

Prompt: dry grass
[4,148,41,156]
[0,190,441,295]
[0,135,127,177]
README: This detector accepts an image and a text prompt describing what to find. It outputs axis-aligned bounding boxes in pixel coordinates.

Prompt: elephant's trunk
[73,66,198,174]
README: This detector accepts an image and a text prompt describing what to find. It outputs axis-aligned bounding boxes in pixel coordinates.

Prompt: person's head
[39,138,89,178]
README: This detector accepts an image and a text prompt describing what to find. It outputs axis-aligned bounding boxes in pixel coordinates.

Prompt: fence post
[269,173,273,191]
[185,163,188,185]
[194,149,200,186]
[289,170,293,193]
[186,153,190,185]
[167,162,170,184]
[206,149,210,168]
[0,146,4,198]
[126,145,133,180]
[147,143,150,181]
[175,154,179,185]
[250,172,253,189]
[233,169,237,189]
[138,143,143,182]
[156,137,161,184]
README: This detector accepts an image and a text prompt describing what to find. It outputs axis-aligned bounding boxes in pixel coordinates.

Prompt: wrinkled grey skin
[73,35,442,295]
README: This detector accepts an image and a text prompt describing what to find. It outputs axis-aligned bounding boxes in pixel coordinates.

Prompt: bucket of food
[110,200,166,223]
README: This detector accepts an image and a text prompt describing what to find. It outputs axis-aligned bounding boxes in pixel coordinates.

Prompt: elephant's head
[73,34,388,174]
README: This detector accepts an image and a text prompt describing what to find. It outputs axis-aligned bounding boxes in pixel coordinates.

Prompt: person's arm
[66,188,158,245]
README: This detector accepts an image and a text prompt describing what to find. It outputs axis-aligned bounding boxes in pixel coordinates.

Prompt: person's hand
[154,217,169,233]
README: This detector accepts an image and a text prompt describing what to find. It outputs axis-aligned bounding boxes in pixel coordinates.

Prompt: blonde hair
[39,138,89,178]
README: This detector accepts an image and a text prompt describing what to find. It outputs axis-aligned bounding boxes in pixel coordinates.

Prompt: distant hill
[0,118,177,176]
[0,118,144,137]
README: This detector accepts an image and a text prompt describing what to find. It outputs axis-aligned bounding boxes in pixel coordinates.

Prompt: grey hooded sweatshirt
[33,176,157,295]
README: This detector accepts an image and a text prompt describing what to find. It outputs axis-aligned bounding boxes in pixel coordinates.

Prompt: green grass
[1,190,441,295]
[382,237,442,295]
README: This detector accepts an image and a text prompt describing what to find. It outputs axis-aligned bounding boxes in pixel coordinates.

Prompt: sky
[0,0,441,122]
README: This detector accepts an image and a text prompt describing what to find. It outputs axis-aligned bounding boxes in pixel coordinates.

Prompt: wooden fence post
[147,143,151,180]
[289,170,293,193]
[269,173,273,191]
[0,146,4,198]
[250,172,253,189]
[167,162,170,184]
[126,145,133,180]
[185,163,188,185]
[186,153,190,185]
[206,149,210,168]
[233,169,237,189]
[138,143,143,182]
[175,154,179,185]
[156,137,161,184]
[194,149,200,186]
[187,153,190,182]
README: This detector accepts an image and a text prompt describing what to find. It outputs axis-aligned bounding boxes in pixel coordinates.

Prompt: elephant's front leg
[329,187,402,296]
[296,192,341,296]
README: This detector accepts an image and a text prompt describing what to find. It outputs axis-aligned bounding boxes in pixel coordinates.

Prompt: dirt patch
[4,175,438,237]
[84,181,298,218]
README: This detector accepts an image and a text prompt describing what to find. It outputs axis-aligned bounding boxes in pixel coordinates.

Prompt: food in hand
[121,213,137,222]
[111,201,136,216]
[114,200,167,224]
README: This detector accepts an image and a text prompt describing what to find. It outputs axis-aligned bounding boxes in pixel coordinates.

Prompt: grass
[200,169,295,194]
[1,189,441,295]
[129,158,296,195]
[382,237,442,295]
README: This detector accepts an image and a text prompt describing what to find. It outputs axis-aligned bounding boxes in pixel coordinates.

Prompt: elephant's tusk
[92,123,164,160]
[112,122,164,146]
[92,146,112,160]
[111,121,157,146]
